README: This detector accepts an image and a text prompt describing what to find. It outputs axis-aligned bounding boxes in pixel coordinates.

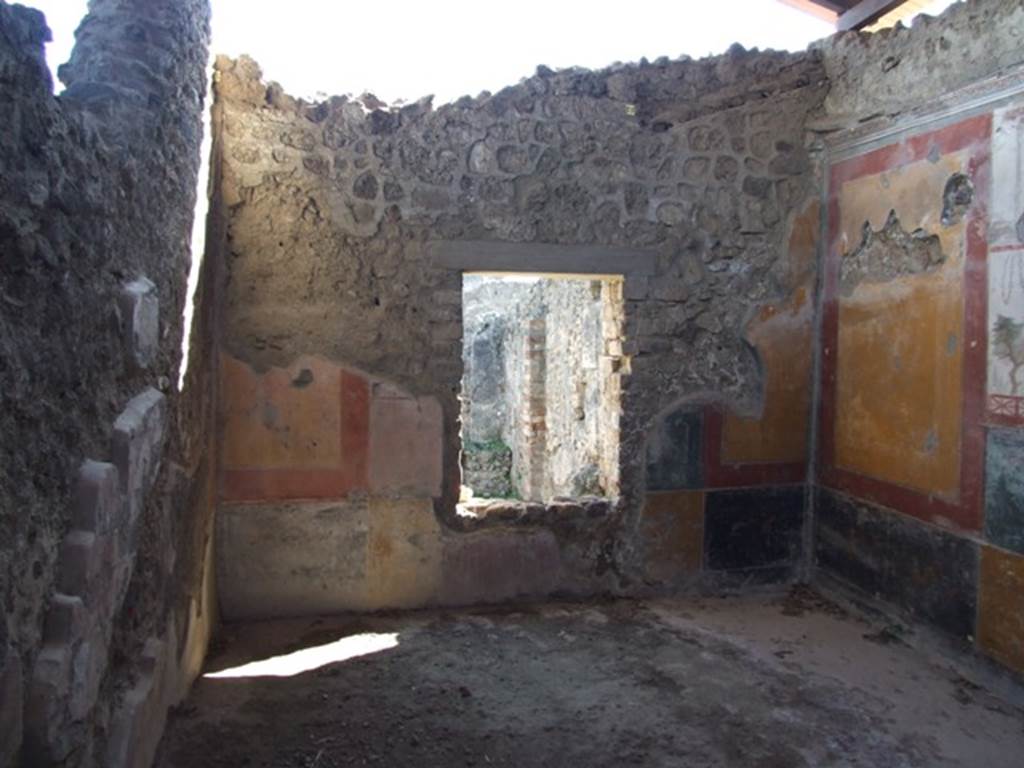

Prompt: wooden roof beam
[836,0,910,30]
[776,0,842,25]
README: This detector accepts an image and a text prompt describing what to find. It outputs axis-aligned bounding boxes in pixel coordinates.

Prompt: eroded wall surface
[813,0,1024,679]
[0,1,213,765]
[210,44,828,617]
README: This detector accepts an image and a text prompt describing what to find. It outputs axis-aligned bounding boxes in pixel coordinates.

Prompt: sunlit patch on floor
[204,632,400,679]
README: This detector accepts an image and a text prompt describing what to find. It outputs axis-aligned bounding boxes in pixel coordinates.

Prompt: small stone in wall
[353,172,379,200]
[743,176,773,200]
[383,180,405,201]
[497,145,530,174]
[656,202,686,227]
[713,156,739,183]
[683,156,710,181]
[468,141,496,174]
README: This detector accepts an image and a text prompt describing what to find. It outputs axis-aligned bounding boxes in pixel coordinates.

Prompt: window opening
[459,273,626,512]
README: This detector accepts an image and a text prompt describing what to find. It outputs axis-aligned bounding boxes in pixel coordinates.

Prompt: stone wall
[541,278,616,499]
[461,276,530,498]
[814,0,1024,122]
[0,1,212,765]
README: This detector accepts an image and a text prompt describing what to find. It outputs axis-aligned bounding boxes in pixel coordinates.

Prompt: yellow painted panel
[221,353,342,470]
[978,546,1024,675]
[835,273,962,496]
[833,149,971,497]
[366,497,442,608]
[723,201,817,465]
[837,152,967,264]
[724,287,812,464]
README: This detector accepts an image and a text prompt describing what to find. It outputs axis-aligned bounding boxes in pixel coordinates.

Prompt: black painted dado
[814,487,888,596]
[646,408,704,491]
[704,486,804,572]
[815,488,978,639]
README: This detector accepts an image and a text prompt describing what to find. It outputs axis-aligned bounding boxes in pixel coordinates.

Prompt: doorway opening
[459,273,626,510]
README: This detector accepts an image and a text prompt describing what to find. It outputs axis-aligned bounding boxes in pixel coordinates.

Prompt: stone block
[704,486,804,573]
[56,530,100,598]
[118,277,159,369]
[105,638,168,768]
[73,460,122,534]
[640,491,705,582]
[25,643,77,764]
[645,407,704,491]
[42,594,85,646]
[25,591,107,758]
[67,619,108,722]
[978,545,1024,675]
[24,593,102,766]
[113,387,167,524]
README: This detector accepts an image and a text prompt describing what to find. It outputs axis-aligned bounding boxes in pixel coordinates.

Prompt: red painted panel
[340,371,370,493]
[222,368,372,503]
[703,407,807,488]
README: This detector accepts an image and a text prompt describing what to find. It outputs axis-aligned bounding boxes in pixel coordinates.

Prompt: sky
[28,0,960,104]
[24,1,829,103]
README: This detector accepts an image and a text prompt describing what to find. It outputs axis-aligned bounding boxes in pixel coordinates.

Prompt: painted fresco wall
[816,106,1024,677]
[638,201,817,587]
[987,106,1024,427]
[214,353,595,617]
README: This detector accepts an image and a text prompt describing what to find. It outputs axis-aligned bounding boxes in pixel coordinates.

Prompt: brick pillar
[521,316,547,501]
[599,279,626,497]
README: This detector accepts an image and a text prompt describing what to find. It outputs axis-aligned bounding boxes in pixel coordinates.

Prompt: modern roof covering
[778,0,945,31]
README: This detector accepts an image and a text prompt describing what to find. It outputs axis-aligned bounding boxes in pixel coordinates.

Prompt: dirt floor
[156,587,1024,768]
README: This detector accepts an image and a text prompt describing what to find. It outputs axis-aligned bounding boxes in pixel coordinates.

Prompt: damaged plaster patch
[941,173,974,226]
[840,210,945,295]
